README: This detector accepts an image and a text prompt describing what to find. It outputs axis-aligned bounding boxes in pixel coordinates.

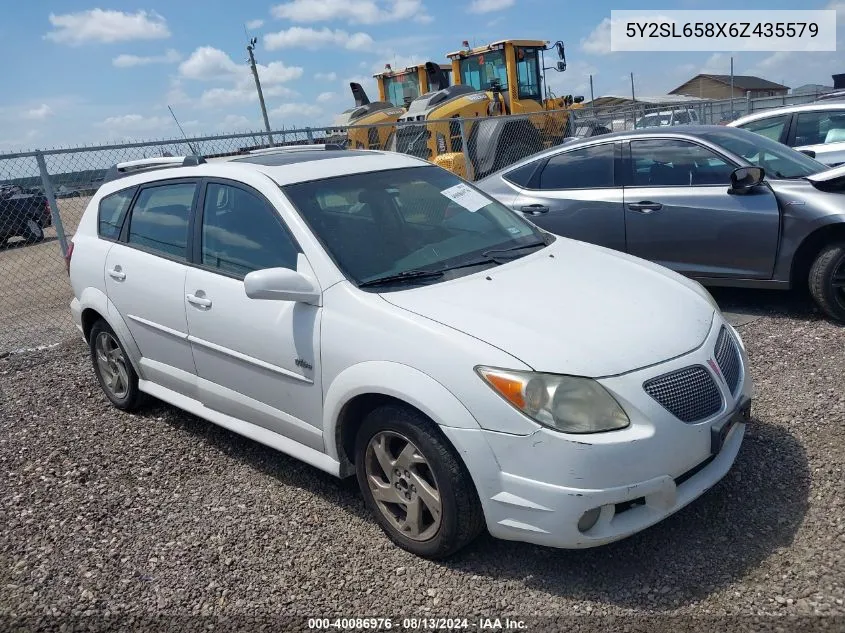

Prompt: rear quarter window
[97,187,137,240]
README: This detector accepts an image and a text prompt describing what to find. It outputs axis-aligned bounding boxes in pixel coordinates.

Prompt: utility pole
[730,56,735,116]
[247,37,274,146]
[630,72,635,101]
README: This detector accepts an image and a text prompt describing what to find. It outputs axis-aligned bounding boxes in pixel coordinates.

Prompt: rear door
[104,179,199,396]
[622,138,780,279]
[511,141,626,252]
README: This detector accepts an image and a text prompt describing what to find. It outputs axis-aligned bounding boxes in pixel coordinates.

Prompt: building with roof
[792,83,834,96]
[669,74,789,99]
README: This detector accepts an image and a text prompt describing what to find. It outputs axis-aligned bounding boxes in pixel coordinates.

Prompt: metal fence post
[306,127,314,143]
[35,150,68,257]
[458,118,473,181]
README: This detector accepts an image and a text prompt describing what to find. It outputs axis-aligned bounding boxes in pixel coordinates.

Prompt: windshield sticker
[507,227,521,234]
[440,183,491,212]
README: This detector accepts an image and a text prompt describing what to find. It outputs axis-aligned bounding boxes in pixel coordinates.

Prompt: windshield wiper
[482,238,549,259]
[358,269,445,288]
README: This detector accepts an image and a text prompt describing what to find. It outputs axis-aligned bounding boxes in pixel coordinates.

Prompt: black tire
[354,404,484,559]
[22,218,44,244]
[89,319,146,411]
[808,242,845,322]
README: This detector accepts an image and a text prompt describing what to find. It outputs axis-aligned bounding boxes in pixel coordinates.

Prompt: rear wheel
[89,320,146,411]
[23,218,44,244]
[354,404,484,559]
[808,242,845,322]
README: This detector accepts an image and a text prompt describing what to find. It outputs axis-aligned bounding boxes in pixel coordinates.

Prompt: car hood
[380,238,716,377]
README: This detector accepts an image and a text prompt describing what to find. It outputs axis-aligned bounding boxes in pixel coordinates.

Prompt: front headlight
[476,366,630,434]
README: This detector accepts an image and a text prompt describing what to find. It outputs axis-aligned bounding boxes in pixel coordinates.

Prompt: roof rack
[246,144,345,155]
[102,155,206,183]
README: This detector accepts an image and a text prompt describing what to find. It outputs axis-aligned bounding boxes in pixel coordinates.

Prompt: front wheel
[808,242,845,322]
[355,404,484,559]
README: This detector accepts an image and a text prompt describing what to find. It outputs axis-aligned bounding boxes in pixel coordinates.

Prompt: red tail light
[65,241,74,275]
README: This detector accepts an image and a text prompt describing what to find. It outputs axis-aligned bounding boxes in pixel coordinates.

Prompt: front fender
[322,361,482,463]
[78,286,145,380]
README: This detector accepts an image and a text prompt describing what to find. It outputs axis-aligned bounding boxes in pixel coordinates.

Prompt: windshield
[281,165,548,288]
[696,127,828,179]
[383,70,420,106]
[459,50,508,91]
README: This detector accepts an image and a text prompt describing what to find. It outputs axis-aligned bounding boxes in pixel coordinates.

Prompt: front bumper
[443,315,753,549]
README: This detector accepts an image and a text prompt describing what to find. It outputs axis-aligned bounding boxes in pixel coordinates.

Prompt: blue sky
[0,0,842,151]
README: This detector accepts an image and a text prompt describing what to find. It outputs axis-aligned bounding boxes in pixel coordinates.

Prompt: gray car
[476,125,845,321]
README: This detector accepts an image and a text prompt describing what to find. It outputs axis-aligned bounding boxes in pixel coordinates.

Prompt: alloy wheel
[364,430,442,541]
[94,331,130,399]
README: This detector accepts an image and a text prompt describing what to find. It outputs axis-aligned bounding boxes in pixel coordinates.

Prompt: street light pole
[247,37,274,146]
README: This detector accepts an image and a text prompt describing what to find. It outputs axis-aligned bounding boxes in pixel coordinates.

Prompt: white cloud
[317,91,337,103]
[270,0,430,24]
[580,18,612,55]
[23,104,54,120]
[113,49,181,68]
[96,114,173,134]
[246,19,265,30]
[179,46,303,84]
[270,103,322,116]
[467,0,514,14]
[198,84,297,109]
[44,9,170,45]
[700,53,731,74]
[316,71,338,81]
[221,114,255,130]
[264,27,374,51]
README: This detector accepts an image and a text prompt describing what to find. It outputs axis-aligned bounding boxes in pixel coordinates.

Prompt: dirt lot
[0,195,90,353]
[0,289,843,632]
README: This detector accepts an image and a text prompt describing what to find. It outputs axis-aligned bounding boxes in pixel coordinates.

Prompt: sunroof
[231,150,376,166]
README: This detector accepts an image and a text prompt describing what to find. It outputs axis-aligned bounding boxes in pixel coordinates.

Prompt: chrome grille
[714,327,741,395]
[643,366,722,423]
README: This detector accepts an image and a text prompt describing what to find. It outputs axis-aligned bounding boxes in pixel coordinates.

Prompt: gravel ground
[0,289,843,632]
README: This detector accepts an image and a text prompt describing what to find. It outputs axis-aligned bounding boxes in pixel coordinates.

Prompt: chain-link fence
[0,88,836,353]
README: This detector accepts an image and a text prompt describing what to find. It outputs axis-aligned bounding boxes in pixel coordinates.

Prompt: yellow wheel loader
[328,63,453,150]
[390,39,584,179]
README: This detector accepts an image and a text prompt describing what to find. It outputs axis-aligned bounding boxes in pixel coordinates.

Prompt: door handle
[186,293,212,309]
[519,204,550,215]
[627,201,663,213]
[107,267,126,281]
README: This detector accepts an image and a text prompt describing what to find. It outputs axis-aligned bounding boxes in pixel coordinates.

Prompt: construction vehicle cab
[377,63,453,107]
[392,39,584,179]
[328,63,452,150]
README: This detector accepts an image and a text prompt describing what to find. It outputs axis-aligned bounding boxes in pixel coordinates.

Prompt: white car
[634,109,700,129]
[729,103,845,167]
[67,147,753,559]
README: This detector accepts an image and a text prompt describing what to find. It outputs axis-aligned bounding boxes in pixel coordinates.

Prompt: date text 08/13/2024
[307,617,528,630]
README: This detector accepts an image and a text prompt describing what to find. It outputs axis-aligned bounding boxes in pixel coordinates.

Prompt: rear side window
[737,114,789,142]
[98,187,136,239]
[503,161,540,187]
[127,182,197,260]
[537,144,615,190]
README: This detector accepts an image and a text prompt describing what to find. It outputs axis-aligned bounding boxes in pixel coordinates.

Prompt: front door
[184,180,324,451]
[104,180,199,396]
[623,138,780,279]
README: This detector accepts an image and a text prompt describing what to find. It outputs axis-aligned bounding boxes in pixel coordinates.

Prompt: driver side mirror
[729,166,765,194]
[244,267,321,305]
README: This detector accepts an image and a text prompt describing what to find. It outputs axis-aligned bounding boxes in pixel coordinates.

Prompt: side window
[630,140,735,187]
[127,182,196,260]
[515,48,541,101]
[201,183,299,278]
[738,114,789,142]
[794,110,845,146]
[503,161,540,187]
[537,144,615,190]
[98,187,136,239]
